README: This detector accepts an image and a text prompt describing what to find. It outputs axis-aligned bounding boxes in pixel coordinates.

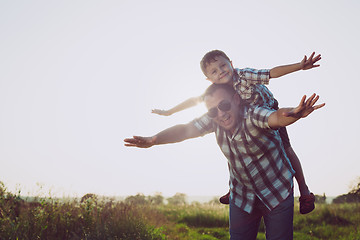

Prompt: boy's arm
[269,52,321,79]
[268,93,325,129]
[152,95,203,116]
[124,122,203,148]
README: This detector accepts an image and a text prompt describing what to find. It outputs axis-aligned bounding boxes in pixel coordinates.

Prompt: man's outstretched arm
[124,122,203,148]
[268,93,325,129]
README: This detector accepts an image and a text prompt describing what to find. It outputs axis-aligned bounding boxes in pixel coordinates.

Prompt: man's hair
[200,50,231,76]
[204,83,236,98]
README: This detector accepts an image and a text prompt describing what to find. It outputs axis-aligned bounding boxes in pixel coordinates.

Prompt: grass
[292,202,360,240]
[0,182,167,239]
[1,182,360,239]
[157,203,230,240]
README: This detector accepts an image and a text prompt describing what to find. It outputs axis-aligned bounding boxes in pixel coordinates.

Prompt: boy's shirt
[233,68,278,109]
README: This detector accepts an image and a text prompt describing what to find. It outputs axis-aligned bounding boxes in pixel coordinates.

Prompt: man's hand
[283,93,325,118]
[124,136,157,148]
[300,52,321,70]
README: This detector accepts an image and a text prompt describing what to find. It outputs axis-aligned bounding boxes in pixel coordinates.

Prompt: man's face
[205,88,240,133]
[204,56,234,84]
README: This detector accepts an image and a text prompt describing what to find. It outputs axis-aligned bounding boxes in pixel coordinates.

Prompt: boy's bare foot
[219,191,230,204]
[299,192,315,214]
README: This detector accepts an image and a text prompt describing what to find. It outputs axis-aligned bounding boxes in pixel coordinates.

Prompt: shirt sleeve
[233,68,271,101]
[235,68,270,85]
[191,113,215,136]
[247,106,275,130]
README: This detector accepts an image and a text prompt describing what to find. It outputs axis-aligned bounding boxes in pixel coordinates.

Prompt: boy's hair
[204,83,236,98]
[200,50,231,76]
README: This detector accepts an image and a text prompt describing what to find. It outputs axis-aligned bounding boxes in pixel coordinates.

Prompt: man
[124,84,325,239]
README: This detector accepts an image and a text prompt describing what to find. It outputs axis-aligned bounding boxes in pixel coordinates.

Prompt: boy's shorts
[279,127,291,149]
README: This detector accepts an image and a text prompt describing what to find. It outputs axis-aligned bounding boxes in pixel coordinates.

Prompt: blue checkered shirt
[192,105,295,213]
[233,68,278,109]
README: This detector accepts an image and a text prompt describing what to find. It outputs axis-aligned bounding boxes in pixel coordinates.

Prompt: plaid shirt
[192,105,295,213]
[233,68,278,109]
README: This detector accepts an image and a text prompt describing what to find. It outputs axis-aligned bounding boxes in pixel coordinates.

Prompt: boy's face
[204,56,234,84]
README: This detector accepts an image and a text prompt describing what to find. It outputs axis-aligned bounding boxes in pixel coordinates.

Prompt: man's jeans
[229,192,294,240]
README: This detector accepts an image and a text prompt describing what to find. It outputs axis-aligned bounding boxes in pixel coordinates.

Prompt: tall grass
[1,181,360,240]
[0,182,166,240]
[159,203,229,228]
[157,203,230,240]
[293,202,360,240]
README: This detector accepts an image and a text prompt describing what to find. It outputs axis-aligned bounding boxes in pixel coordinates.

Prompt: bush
[333,178,360,204]
[167,193,187,206]
[0,182,166,240]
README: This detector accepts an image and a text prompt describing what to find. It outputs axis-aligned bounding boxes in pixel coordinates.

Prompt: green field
[1,183,360,239]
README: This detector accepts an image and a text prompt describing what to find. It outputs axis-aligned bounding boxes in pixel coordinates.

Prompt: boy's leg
[278,126,310,195]
[279,127,315,214]
[285,146,310,196]
[263,192,294,240]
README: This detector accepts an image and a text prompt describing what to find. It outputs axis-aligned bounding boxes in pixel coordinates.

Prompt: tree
[315,193,326,204]
[167,193,187,205]
[207,197,221,205]
[333,177,360,203]
[148,192,164,205]
[80,193,98,204]
[125,193,147,205]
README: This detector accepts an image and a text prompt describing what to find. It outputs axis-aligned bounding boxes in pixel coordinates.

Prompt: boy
[152,50,321,214]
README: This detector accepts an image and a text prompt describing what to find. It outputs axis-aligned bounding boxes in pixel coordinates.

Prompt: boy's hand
[124,136,157,148]
[152,109,171,116]
[283,93,325,118]
[300,52,321,70]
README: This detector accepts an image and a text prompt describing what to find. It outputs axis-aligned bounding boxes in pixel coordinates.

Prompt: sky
[0,0,359,199]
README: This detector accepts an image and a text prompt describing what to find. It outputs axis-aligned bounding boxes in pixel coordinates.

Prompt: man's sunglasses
[207,100,232,118]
